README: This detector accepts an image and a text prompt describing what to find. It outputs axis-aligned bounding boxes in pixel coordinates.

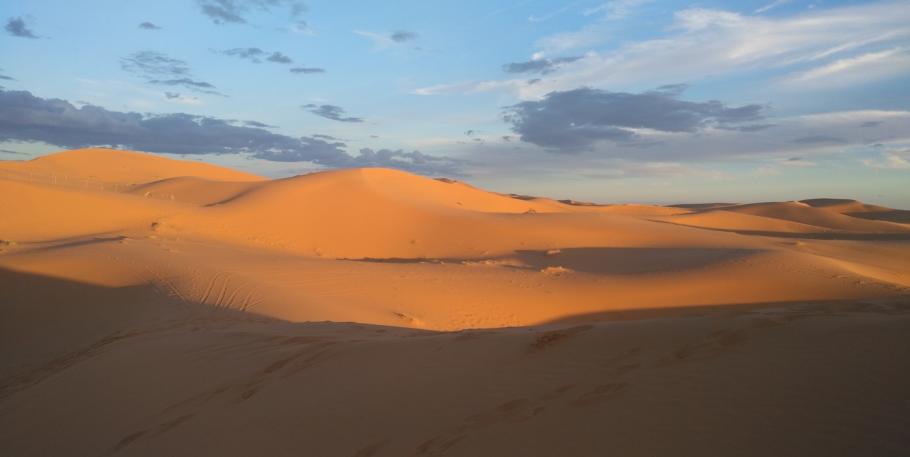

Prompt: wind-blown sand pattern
[1,148,909,456]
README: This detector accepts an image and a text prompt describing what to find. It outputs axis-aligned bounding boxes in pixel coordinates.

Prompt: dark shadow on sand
[342,246,762,275]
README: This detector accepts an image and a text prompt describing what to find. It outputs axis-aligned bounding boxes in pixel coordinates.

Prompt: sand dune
[0,147,262,185]
[719,201,909,232]
[799,198,910,224]
[659,200,910,236]
[0,178,182,242]
[127,176,262,206]
[2,148,908,456]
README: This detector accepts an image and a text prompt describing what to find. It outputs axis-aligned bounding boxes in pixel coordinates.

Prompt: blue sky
[2,0,909,206]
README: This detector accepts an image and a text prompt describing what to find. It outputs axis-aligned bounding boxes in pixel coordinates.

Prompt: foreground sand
[1,148,908,456]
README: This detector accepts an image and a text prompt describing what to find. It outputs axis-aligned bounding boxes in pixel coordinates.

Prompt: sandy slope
[1,148,909,456]
[0,147,262,185]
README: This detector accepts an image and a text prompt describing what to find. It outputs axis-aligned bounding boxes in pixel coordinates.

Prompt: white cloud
[755,0,793,14]
[528,1,581,23]
[164,93,203,105]
[783,47,910,87]
[354,30,395,48]
[584,160,731,180]
[536,0,651,54]
[583,0,652,19]
[416,1,910,100]
[863,150,910,170]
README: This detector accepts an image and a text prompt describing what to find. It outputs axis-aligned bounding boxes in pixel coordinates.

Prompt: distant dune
[2,148,908,456]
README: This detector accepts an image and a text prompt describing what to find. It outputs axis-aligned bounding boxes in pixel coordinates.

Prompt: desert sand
[1,148,908,456]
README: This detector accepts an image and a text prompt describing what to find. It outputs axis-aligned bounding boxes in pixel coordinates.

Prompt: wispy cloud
[783,47,910,87]
[302,104,364,123]
[755,0,793,14]
[355,30,419,49]
[502,56,582,74]
[163,92,201,105]
[197,0,307,25]
[583,0,652,20]
[217,48,294,64]
[528,1,582,23]
[390,30,417,42]
[290,67,325,74]
[121,51,223,96]
[121,51,190,77]
[863,151,910,170]
[417,2,910,100]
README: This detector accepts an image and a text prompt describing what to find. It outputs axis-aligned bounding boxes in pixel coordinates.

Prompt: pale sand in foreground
[1,148,908,456]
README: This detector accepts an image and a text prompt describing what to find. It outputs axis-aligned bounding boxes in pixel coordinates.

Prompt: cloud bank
[503,87,764,150]
[0,89,462,175]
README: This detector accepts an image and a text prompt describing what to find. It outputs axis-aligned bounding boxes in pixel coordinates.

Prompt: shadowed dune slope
[1,267,908,457]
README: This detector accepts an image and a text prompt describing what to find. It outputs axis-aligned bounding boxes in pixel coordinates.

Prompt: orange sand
[1,148,908,456]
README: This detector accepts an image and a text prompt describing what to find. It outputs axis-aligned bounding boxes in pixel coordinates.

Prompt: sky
[2,0,909,206]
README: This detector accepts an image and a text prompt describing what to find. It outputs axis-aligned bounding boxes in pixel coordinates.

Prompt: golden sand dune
[1,148,909,456]
[660,200,910,236]
[799,198,910,224]
[0,147,262,185]
[719,201,908,232]
[127,176,262,206]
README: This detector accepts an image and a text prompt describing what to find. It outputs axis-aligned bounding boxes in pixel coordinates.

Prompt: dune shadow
[538,296,910,326]
[847,210,910,224]
[697,228,910,241]
[343,246,762,275]
[509,247,759,274]
[651,219,910,240]
[667,203,736,211]
[10,235,128,254]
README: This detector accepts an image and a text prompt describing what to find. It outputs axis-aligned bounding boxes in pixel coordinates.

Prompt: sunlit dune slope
[657,209,827,233]
[0,178,181,242]
[661,201,910,234]
[0,147,263,186]
[128,176,262,206]
[800,198,910,224]
[722,201,908,232]
[162,167,749,258]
